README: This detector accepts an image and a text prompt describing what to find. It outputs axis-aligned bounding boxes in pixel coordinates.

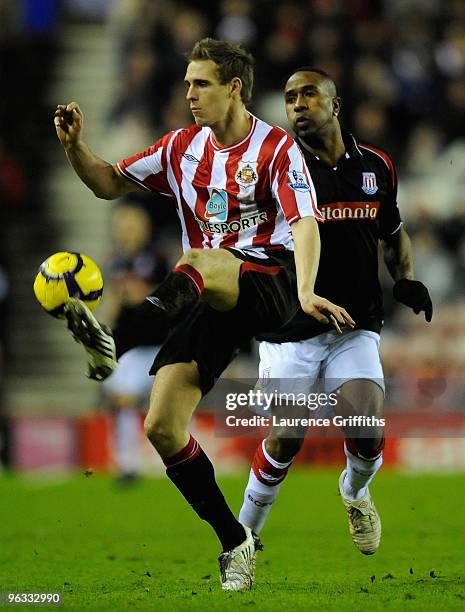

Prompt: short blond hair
[188,38,255,105]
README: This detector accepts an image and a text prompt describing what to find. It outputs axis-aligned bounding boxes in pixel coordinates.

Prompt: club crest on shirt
[361,172,378,195]
[235,161,258,186]
[261,366,271,387]
[206,188,228,222]
[287,170,311,192]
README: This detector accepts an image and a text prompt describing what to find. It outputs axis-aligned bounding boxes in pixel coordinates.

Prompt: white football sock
[239,469,283,535]
[342,442,383,501]
[115,408,141,475]
[238,442,291,534]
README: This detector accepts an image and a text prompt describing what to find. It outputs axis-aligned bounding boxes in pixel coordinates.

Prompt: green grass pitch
[0,470,464,611]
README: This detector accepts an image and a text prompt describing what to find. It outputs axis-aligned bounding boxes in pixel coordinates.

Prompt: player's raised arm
[54,102,139,200]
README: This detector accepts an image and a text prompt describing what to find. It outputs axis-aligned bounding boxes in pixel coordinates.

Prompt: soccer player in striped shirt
[54,39,354,590]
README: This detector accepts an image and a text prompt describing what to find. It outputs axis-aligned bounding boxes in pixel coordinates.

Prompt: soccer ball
[33,251,103,318]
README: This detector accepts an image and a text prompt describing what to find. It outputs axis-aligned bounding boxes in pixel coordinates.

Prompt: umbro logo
[258,469,284,483]
[182,153,200,163]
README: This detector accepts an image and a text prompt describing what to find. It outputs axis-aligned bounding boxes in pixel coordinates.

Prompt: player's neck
[300,123,345,167]
[210,107,252,149]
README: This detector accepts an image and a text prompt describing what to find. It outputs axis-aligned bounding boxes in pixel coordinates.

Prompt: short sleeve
[116,131,176,196]
[377,150,402,239]
[271,136,322,225]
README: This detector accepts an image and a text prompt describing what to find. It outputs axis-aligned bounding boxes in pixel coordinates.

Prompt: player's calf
[344,438,384,500]
[239,437,300,534]
[146,363,248,563]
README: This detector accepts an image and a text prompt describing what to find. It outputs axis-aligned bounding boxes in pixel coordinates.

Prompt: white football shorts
[258,329,384,396]
[103,346,159,397]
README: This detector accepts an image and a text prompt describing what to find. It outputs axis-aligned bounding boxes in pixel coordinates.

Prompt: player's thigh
[258,340,324,442]
[182,248,242,310]
[259,340,324,385]
[323,330,384,395]
[149,302,240,397]
[146,361,202,436]
[322,331,384,438]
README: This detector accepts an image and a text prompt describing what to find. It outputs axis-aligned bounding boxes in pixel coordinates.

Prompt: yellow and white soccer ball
[33,252,103,318]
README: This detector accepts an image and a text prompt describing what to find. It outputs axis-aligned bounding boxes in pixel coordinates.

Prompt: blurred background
[0,0,464,476]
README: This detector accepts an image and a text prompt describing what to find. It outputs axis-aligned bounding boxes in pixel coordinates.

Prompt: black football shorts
[149,248,298,395]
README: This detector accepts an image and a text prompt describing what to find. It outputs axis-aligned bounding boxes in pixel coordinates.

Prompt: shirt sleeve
[271,135,322,225]
[116,131,176,197]
[376,149,402,239]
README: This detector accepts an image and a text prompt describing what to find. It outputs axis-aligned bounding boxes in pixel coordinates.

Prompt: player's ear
[332,96,342,117]
[230,77,243,100]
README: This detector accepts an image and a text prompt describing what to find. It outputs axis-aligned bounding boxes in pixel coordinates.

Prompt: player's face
[184,60,233,127]
[284,72,339,139]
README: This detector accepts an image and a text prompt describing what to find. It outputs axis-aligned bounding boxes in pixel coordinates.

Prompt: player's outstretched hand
[300,293,355,334]
[393,278,433,322]
[54,102,83,148]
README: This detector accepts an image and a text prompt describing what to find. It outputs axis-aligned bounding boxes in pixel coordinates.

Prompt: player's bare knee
[339,380,384,420]
[179,248,219,288]
[143,414,161,441]
[179,248,204,271]
[143,414,174,450]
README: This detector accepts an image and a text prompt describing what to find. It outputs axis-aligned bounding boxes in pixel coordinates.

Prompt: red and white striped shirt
[117,114,320,253]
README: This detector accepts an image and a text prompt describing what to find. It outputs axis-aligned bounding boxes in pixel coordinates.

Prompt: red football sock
[252,440,292,486]
[172,264,205,296]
